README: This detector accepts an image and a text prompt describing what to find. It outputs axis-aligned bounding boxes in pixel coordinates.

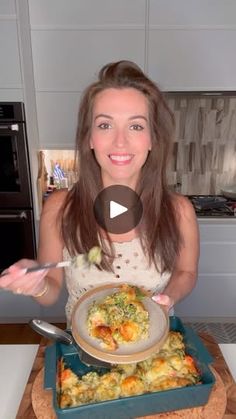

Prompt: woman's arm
[34,189,68,305]
[160,195,200,308]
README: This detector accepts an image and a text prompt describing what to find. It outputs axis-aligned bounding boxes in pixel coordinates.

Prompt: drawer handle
[0,211,27,220]
[0,123,19,131]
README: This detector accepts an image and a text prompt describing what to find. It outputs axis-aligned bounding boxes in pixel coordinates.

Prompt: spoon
[29,319,110,370]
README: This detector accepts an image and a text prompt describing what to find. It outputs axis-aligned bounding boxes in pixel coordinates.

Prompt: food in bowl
[57,330,201,408]
[86,284,149,350]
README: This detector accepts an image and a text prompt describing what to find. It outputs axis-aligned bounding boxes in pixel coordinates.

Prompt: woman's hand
[0,259,49,297]
[152,293,174,312]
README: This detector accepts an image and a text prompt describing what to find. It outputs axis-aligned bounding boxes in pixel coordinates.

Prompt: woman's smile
[108,153,134,165]
[90,87,152,188]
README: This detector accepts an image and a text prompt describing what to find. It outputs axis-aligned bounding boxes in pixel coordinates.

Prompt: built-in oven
[0,102,36,273]
[0,102,33,207]
[0,209,36,272]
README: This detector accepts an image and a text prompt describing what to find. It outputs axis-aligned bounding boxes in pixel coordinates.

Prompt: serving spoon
[29,319,110,370]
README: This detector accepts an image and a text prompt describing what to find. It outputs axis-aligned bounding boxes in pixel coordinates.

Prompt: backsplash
[166,93,236,195]
[40,93,236,197]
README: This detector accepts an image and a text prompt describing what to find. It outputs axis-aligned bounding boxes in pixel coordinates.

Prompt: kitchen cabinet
[175,219,236,319]
[148,0,236,90]
[0,286,67,324]
[149,0,236,26]
[0,1,23,101]
[39,284,68,323]
[0,291,41,322]
[28,0,146,149]
[32,28,145,148]
[25,0,236,149]
[2,0,236,148]
[148,30,236,91]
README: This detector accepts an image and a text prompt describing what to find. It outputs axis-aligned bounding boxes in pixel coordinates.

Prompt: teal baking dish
[44,316,215,418]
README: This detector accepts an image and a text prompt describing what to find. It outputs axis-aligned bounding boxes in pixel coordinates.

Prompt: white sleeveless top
[63,237,171,326]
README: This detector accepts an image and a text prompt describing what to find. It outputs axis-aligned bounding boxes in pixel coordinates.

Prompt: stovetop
[187,195,236,217]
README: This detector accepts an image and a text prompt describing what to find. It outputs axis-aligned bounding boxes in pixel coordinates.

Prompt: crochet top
[63,237,171,326]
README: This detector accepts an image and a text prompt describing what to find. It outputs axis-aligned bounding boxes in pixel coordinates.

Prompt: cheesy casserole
[86,284,149,350]
[57,331,201,409]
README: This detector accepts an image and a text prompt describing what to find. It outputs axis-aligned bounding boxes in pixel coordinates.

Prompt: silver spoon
[29,319,110,369]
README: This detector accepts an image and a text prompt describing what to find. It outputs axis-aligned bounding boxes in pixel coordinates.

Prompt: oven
[0,102,36,273]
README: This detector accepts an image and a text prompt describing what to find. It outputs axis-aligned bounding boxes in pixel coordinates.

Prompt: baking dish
[44,316,215,418]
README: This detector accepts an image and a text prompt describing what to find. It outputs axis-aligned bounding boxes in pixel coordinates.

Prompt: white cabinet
[32,29,145,148]
[28,0,146,149]
[25,0,236,149]
[2,0,236,146]
[175,220,236,319]
[0,291,41,323]
[28,0,146,27]
[148,30,236,91]
[0,286,67,324]
[40,284,68,323]
[149,0,236,26]
[31,30,145,91]
[0,1,23,101]
[148,0,236,90]
[0,0,16,14]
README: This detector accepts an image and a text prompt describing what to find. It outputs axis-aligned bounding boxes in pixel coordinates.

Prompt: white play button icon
[110,200,128,219]
[93,185,143,234]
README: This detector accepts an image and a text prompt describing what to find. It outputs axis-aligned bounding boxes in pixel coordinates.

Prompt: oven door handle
[0,211,27,220]
[0,123,19,131]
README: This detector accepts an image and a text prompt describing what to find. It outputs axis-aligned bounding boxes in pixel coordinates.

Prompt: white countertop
[219,344,236,381]
[198,217,236,223]
[0,345,38,419]
[0,343,235,419]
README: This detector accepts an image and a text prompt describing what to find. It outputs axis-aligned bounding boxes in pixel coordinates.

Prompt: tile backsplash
[166,93,236,195]
[40,93,236,196]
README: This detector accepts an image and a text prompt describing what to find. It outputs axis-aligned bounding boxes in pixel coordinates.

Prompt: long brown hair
[60,60,181,272]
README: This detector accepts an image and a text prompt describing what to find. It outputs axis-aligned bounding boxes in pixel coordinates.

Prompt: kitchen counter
[0,337,235,419]
[198,217,236,223]
[0,344,38,419]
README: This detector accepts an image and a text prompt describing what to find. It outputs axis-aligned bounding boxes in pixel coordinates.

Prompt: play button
[110,201,128,219]
[94,185,143,234]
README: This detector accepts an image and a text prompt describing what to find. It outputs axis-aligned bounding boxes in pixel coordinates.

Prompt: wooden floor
[0,323,66,344]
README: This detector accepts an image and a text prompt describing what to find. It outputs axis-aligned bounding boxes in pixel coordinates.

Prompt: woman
[0,60,199,326]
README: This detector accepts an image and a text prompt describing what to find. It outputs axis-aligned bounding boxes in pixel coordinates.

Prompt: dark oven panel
[0,209,36,273]
[0,103,36,271]
[0,103,33,208]
[0,102,25,122]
